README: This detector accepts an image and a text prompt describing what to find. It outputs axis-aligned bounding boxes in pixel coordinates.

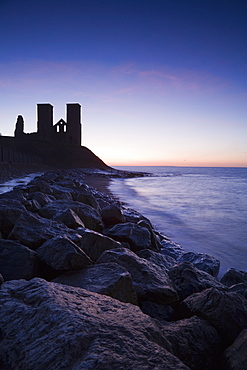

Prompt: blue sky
[0,0,247,166]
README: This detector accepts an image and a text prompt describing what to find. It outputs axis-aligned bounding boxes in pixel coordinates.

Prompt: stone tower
[37,104,53,141]
[66,103,81,147]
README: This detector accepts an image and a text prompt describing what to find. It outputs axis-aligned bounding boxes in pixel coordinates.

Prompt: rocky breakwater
[0,169,247,370]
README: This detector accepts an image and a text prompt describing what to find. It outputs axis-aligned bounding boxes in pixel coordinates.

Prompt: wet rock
[24,179,53,194]
[101,203,125,227]
[32,191,56,206]
[122,207,152,225]
[74,188,100,210]
[228,282,247,299]
[223,329,247,370]
[53,262,138,304]
[168,262,226,301]
[160,238,184,260]
[178,251,220,277]
[0,239,38,281]
[39,200,103,232]
[162,316,223,370]
[140,301,174,322]
[97,247,179,304]
[137,220,162,251]
[137,249,176,271]
[25,199,42,212]
[0,199,27,238]
[37,236,92,271]
[221,267,247,287]
[181,287,247,346]
[0,278,189,370]
[76,228,122,261]
[8,212,80,250]
[106,222,152,252]
[54,208,85,229]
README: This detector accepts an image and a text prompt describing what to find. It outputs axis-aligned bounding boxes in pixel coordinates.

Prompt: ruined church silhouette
[15,103,81,147]
[0,103,108,169]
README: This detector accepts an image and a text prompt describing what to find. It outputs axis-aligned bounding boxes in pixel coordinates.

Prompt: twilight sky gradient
[0,0,247,167]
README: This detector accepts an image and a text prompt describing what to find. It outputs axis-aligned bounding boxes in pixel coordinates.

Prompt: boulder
[178,251,220,277]
[101,203,125,227]
[162,316,223,370]
[160,238,184,260]
[0,239,38,281]
[223,329,247,370]
[52,262,138,304]
[0,278,189,369]
[122,207,152,225]
[31,191,56,206]
[137,249,176,271]
[24,179,53,194]
[48,184,74,200]
[140,301,174,322]
[221,267,247,287]
[106,222,152,252]
[97,248,179,304]
[181,287,247,346]
[54,208,85,229]
[37,236,92,271]
[25,199,43,212]
[74,189,100,210]
[228,282,247,299]
[39,200,103,232]
[8,212,80,250]
[76,228,123,261]
[0,199,27,238]
[168,262,226,301]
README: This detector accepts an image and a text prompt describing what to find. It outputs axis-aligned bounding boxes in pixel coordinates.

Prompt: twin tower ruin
[14,103,81,147]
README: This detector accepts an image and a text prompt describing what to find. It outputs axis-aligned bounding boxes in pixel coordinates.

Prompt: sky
[0,0,247,167]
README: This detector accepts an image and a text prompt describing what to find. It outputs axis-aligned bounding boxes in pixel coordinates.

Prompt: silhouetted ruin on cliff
[0,103,109,169]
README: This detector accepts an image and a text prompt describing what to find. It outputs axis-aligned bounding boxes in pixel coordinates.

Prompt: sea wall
[0,169,246,369]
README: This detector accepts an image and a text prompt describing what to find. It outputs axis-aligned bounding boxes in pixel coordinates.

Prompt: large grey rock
[181,287,247,346]
[8,212,80,250]
[101,203,125,227]
[178,251,220,277]
[223,329,247,370]
[0,239,38,281]
[0,278,189,370]
[54,208,85,229]
[74,188,100,210]
[160,238,184,260]
[31,191,56,206]
[137,249,176,271]
[221,267,247,287]
[39,200,103,232]
[52,262,138,304]
[228,282,247,299]
[106,222,152,252]
[37,236,92,271]
[0,199,27,238]
[76,228,123,261]
[168,262,226,301]
[162,316,222,370]
[97,248,179,304]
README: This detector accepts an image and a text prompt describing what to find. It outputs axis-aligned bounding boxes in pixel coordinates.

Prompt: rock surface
[37,235,92,270]
[0,239,38,281]
[223,329,247,370]
[181,287,247,346]
[52,262,138,304]
[168,262,226,301]
[97,247,178,304]
[0,278,189,370]
[178,251,220,277]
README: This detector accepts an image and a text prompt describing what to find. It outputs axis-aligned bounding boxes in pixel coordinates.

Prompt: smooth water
[110,166,247,275]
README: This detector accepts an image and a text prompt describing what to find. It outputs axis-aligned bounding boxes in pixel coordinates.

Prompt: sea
[110,166,247,276]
